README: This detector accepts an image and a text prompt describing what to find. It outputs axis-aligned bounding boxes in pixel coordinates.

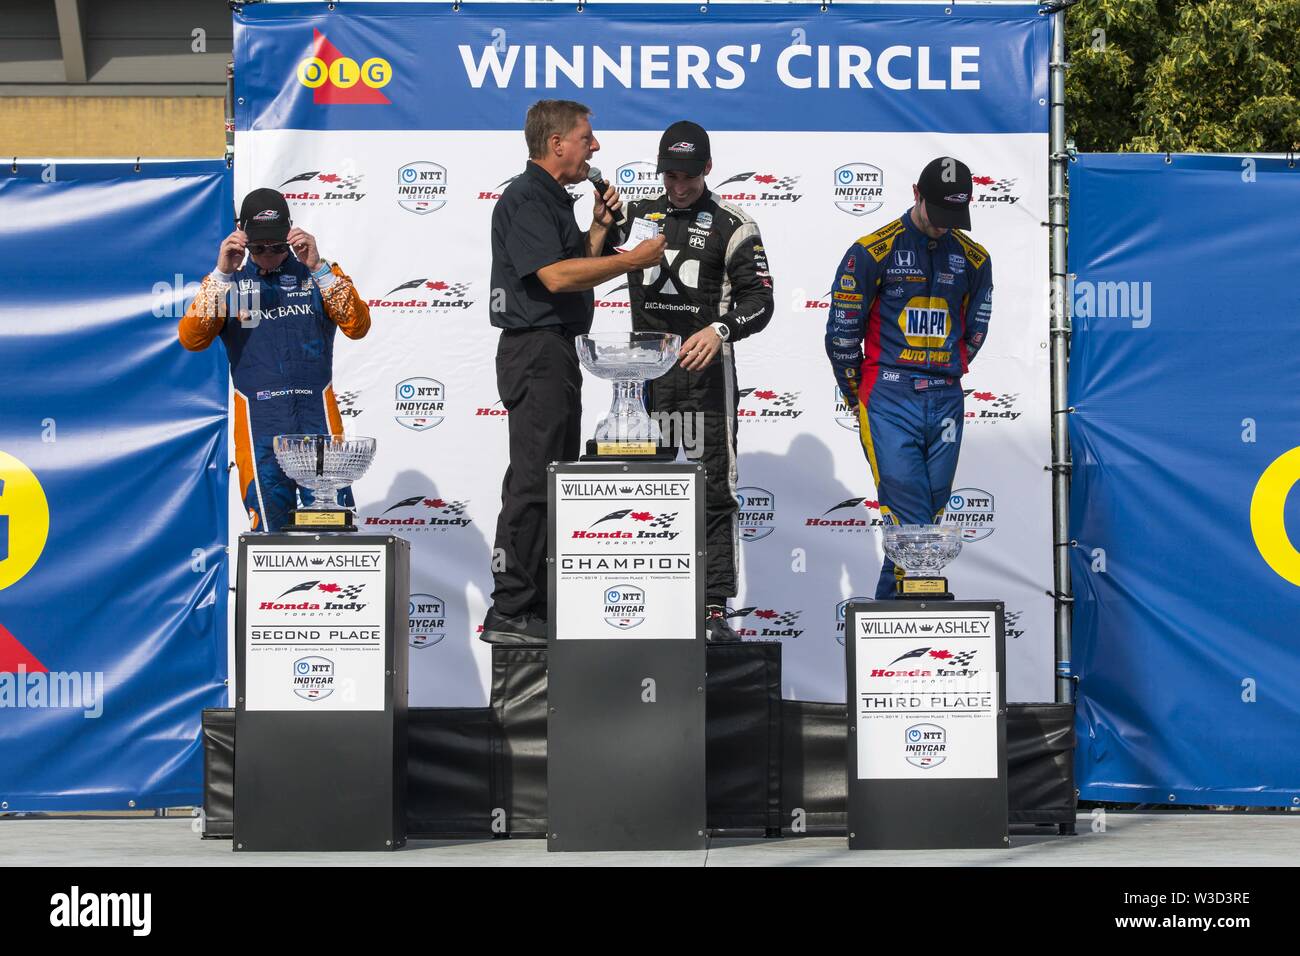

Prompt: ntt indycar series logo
[397,161,447,214]
[409,593,447,648]
[615,161,665,201]
[368,277,474,314]
[905,723,947,769]
[942,488,996,541]
[603,585,647,630]
[293,656,335,701]
[573,509,680,541]
[394,377,445,431]
[278,169,366,204]
[714,170,803,206]
[364,495,472,531]
[833,163,885,216]
[736,486,775,541]
[835,597,872,645]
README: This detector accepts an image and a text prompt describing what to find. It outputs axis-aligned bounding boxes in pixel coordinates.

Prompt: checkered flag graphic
[769,610,802,626]
[327,174,364,191]
[946,650,978,667]
[439,500,469,516]
[772,175,800,191]
[770,391,800,408]
[991,392,1019,409]
[335,390,359,409]
[331,584,366,601]
[986,177,1017,193]
[648,512,677,529]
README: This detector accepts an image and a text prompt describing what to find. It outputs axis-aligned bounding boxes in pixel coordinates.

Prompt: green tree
[1067,0,1300,152]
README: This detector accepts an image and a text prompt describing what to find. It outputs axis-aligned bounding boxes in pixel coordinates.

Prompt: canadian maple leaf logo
[630,511,653,521]
[425,280,448,291]
[972,175,995,186]
[929,649,953,660]
[317,173,340,183]
[973,391,996,402]
[863,500,879,509]
[317,583,341,593]
[752,174,777,184]
[424,498,446,509]
[753,389,777,400]
[753,609,778,619]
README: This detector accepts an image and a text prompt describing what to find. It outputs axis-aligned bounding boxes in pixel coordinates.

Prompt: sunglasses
[248,242,289,255]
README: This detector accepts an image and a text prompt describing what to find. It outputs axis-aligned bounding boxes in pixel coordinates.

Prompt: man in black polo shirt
[483,99,666,645]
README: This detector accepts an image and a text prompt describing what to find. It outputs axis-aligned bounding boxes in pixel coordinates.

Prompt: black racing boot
[704,605,742,643]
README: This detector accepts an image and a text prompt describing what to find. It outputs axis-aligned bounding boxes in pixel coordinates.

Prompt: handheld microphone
[587,166,627,225]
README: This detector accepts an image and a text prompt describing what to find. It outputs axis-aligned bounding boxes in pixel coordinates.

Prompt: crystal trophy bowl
[576,332,681,451]
[272,434,376,532]
[881,524,963,598]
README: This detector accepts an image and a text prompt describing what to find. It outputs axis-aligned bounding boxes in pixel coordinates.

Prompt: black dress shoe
[479,607,548,645]
[704,606,742,643]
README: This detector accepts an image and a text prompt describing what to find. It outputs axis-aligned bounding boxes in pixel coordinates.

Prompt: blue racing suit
[825,211,993,598]
[180,255,370,532]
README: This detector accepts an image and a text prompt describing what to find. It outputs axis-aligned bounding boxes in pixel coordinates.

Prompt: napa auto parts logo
[835,597,873,645]
[734,606,804,640]
[806,496,884,532]
[397,161,447,214]
[394,377,445,431]
[409,593,447,648]
[572,509,680,542]
[833,163,884,216]
[368,277,474,313]
[971,174,1020,207]
[942,488,996,541]
[738,387,802,421]
[964,389,1021,423]
[735,486,775,541]
[278,170,366,204]
[714,170,803,205]
[615,161,665,201]
[363,495,472,530]
[603,585,647,630]
[259,580,368,616]
[296,30,392,104]
[292,656,335,701]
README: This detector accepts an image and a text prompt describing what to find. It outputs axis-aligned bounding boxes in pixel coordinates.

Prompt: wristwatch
[710,321,731,342]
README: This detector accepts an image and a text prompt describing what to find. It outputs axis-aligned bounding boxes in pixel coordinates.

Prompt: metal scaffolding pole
[1047,6,1074,704]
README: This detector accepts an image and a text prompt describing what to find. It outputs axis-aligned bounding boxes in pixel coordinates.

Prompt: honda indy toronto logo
[367,276,474,314]
[572,508,680,542]
[734,606,804,640]
[293,657,335,701]
[875,645,981,679]
[971,174,1021,208]
[964,389,1022,424]
[905,723,947,768]
[394,376,445,430]
[603,585,647,630]
[615,160,666,202]
[409,593,447,648]
[477,172,580,202]
[594,279,631,315]
[474,397,509,420]
[1004,608,1025,641]
[278,169,366,205]
[363,494,472,531]
[397,161,447,214]
[735,486,776,541]
[833,163,885,216]
[806,496,884,532]
[714,170,803,206]
[738,386,803,422]
[834,597,873,645]
[260,580,369,617]
[942,488,996,542]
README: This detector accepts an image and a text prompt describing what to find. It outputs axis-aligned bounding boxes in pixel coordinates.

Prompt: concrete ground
[1,812,1295,865]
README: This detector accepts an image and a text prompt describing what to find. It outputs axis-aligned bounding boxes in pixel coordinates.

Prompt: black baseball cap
[657,120,710,175]
[238,187,292,242]
[916,156,973,230]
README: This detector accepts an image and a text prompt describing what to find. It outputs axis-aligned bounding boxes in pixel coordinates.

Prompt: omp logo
[0,451,50,592]
[1251,446,1300,587]
[297,30,392,104]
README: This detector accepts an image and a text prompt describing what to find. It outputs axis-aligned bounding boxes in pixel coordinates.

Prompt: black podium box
[546,461,707,851]
[845,600,1008,850]
[233,533,409,851]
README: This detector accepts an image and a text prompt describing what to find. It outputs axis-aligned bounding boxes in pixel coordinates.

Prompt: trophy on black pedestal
[882,524,963,599]
[576,332,680,460]
[272,434,376,532]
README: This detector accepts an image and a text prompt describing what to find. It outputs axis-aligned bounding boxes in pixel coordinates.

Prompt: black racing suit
[622,189,774,604]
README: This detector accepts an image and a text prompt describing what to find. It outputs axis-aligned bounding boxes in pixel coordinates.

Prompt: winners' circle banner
[233,2,1051,704]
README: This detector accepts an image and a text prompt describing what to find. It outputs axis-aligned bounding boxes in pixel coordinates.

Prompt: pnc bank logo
[296,30,393,104]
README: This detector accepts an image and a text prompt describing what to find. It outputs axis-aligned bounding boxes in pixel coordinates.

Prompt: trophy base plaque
[897,576,954,600]
[285,508,357,533]
[583,439,680,462]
